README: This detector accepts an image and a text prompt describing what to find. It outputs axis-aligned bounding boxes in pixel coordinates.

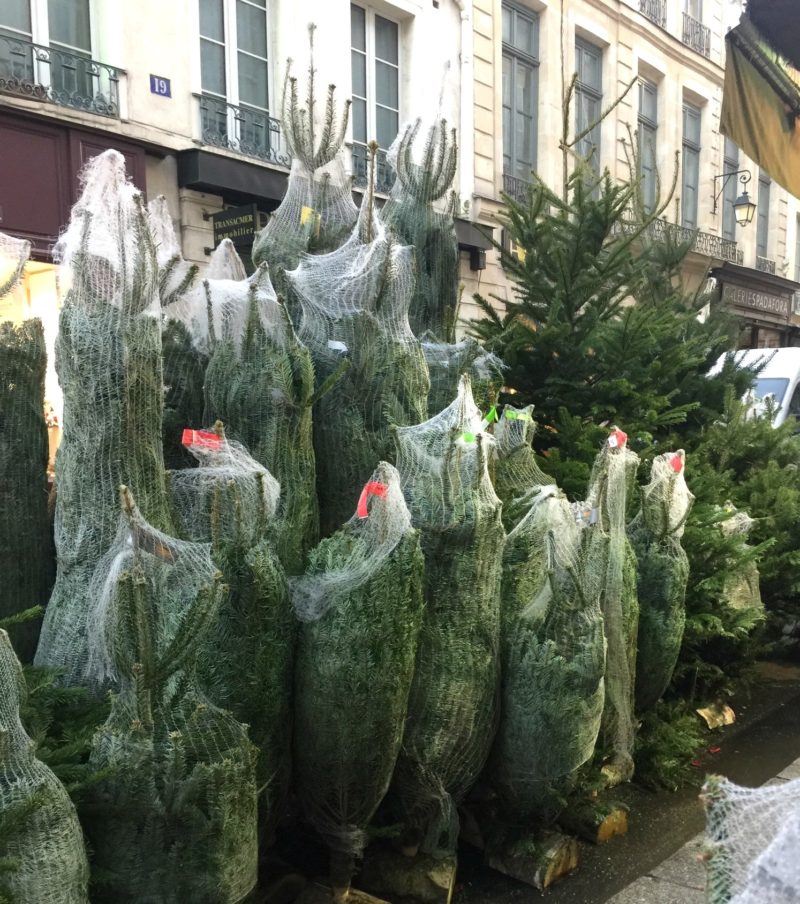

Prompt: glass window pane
[516,113,534,167]
[48,0,91,51]
[237,1,267,57]
[502,53,511,106]
[683,104,700,144]
[376,105,398,148]
[724,136,738,164]
[352,96,367,143]
[201,38,226,95]
[0,0,31,34]
[682,148,699,227]
[352,49,366,97]
[248,0,266,7]
[515,11,536,56]
[351,4,366,52]
[502,6,511,44]
[515,59,534,111]
[238,52,268,107]
[503,105,512,169]
[577,40,601,91]
[375,15,398,64]
[375,59,398,108]
[199,0,224,41]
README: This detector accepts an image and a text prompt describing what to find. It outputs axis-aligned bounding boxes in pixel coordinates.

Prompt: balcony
[639,0,667,28]
[351,144,395,194]
[756,255,777,275]
[502,173,532,205]
[198,95,291,167]
[616,214,740,263]
[0,33,122,117]
[682,12,711,58]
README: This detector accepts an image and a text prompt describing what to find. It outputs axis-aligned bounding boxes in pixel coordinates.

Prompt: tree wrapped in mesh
[704,774,800,904]
[493,404,555,530]
[252,27,357,303]
[168,426,294,838]
[421,334,506,419]
[35,151,173,686]
[200,264,318,573]
[288,145,429,537]
[0,233,54,662]
[583,429,640,784]
[382,119,458,341]
[629,450,694,713]
[82,487,258,904]
[488,485,605,825]
[291,462,424,900]
[718,504,763,611]
[388,376,505,854]
[0,630,89,904]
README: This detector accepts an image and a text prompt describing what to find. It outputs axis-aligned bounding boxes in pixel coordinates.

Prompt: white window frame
[681,102,701,229]
[574,38,603,174]
[757,170,771,259]
[637,79,658,212]
[502,0,540,182]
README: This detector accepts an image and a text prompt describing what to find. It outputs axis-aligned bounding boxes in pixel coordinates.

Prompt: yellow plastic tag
[300,206,321,237]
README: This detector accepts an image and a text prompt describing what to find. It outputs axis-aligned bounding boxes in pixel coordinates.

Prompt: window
[351,3,399,189]
[502,3,539,185]
[722,137,739,241]
[681,103,701,229]
[198,0,270,154]
[575,39,603,174]
[757,170,770,258]
[638,80,658,212]
[684,0,702,20]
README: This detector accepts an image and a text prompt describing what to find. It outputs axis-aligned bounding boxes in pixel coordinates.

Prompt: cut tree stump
[359,846,457,904]
[559,799,629,844]
[487,830,579,890]
[294,882,390,904]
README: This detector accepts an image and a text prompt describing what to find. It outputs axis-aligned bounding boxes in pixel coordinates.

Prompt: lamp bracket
[711,169,752,215]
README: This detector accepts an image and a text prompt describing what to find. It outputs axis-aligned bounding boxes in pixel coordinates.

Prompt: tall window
[638,80,658,212]
[502,2,539,185]
[757,169,771,258]
[199,0,270,152]
[351,4,399,188]
[722,137,739,241]
[684,0,703,19]
[681,103,701,229]
[575,39,603,173]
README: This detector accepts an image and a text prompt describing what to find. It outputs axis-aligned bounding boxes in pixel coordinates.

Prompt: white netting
[147,195,198,307]
[35,150,174,685]
[388,375,505,854]
[704,775,800,904]
[718,502,764,612]
[206,238,247,281]
[0,231,30,300]
[489,484,606,823]
[292,462,424,892]
[82,488,258,902]
[421,334,506,419]
[0,629,90,903]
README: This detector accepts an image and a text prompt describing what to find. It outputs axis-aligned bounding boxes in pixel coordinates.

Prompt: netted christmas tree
[292,462,424,900]
[381,119,459,341]
[0,629,89,904]
[288,144,429,536]
[0,232,54,661]
[388,375,505,854]
[82,487,258,904]
[488,485,605,824]
[421,334,506,419]
[583,428,640,783]
[704,774,800,904]
[252,26,357,305]
[629,450,694,712]
[35,151,173,686]
[168,426,294,838]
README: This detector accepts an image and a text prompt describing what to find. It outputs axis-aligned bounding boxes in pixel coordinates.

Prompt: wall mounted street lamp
[711,169,757,226]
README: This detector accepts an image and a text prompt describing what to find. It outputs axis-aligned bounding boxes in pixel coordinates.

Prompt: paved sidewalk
[606,756,800,903]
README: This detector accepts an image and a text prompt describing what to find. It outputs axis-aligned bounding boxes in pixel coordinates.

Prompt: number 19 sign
[150,75,171,98]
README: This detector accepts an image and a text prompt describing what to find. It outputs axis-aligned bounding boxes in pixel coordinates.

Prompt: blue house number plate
[150,75,171,97]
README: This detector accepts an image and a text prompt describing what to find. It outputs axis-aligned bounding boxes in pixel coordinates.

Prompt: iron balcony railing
[682,12,711,58]
[639,0,667,28]
[198,95,291,167]
[616,214,740,263]
[502,172,532,205]
[351,144,395,194]
[756,255,777,275]
[0,33,122,117]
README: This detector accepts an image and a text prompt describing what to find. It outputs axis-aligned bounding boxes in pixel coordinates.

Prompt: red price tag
[670,453,684,473]
[181,429,222,450]
[608,428,627,449]
[356,480,388,518]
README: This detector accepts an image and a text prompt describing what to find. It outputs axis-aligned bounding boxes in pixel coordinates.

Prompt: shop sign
[212,205,258,248]
[722,284,790,320]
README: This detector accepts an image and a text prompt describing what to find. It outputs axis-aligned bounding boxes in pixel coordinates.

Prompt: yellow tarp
[721,30,800,198]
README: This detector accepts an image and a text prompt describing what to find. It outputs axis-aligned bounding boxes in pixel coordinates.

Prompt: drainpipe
[454,0,475,220]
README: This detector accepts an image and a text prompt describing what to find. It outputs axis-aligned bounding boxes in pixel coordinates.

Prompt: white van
[713,347,800,427]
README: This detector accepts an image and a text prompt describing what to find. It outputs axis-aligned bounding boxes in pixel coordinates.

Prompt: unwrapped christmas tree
[292,462,424,900]
[0,232,54,661]
[0,629,89,904]
[36,151,173,686]
[389,376,505,854]
[82,488,258,904]
[629,450,693,712]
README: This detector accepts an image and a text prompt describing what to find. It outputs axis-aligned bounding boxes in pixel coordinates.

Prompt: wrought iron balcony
[351,144,395,194]
[616,214,740,263]
[756,255,777,275]
[198,95,291,167]
[682,12,711,58]
[502,173,532,205]
[639,0,667,28]
[0,33,121,117]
